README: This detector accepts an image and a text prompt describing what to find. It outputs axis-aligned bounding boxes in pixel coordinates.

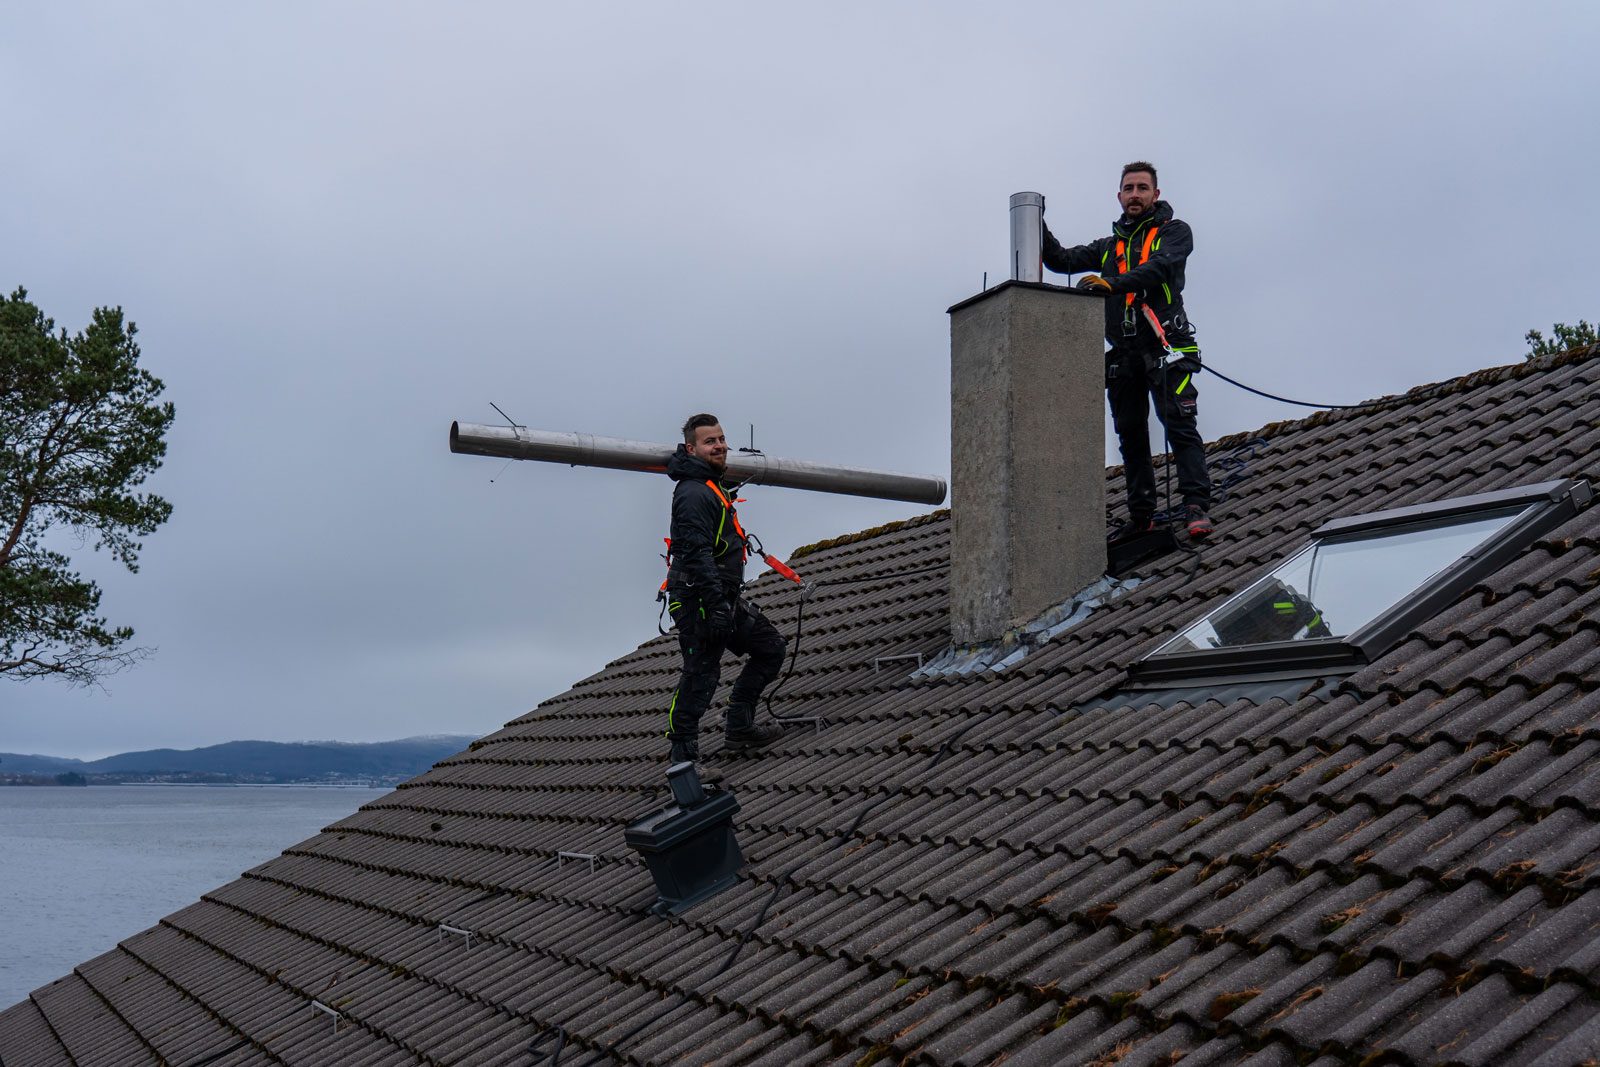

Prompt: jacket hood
[1115,199,1173,234]
[667,444,718,483]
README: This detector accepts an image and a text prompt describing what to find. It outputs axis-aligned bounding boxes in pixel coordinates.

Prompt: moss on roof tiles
[790,508,949,559]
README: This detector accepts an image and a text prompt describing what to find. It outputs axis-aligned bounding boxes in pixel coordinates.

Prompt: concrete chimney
[947,280,1107,646]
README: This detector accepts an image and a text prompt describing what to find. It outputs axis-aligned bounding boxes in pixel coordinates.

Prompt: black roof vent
[624,763,743,915]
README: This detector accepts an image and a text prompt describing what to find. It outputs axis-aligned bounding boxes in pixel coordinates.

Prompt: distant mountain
[0,736,476,783]
[0,753,86,775]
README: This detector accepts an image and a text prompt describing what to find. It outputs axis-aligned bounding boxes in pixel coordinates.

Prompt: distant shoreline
[2,779,388,788]
[0,735,474,787]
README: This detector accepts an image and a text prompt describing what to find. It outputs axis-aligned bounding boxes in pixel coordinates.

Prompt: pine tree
[1526,320,1598,360]
[1,288,175,684]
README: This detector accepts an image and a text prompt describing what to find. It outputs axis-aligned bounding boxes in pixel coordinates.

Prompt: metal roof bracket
[310,999,342,1034]
[557,851,600,873]
[436,923,474,949]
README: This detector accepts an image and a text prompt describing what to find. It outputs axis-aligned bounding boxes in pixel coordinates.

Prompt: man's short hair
[682,413,720,444]
[1121,160,1158,187]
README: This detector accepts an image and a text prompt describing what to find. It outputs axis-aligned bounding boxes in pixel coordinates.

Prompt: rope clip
[746,532,805,587]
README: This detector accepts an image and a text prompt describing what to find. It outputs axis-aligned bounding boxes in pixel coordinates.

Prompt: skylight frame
[1129,479,1593,687]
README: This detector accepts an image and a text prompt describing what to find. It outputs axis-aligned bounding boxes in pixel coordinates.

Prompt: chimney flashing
[914,574,1141,678]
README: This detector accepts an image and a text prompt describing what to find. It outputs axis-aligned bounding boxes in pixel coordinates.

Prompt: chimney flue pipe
[1009,191,1045,283]
[449,422,948,506]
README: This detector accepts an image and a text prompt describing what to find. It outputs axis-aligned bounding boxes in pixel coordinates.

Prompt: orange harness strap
[705,480,749,562]
[660,481,804,593]
[1115,225,1161,307]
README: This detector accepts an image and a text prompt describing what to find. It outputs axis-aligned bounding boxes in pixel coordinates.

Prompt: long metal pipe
[450,422,948,505]
[1009,191,1045,282]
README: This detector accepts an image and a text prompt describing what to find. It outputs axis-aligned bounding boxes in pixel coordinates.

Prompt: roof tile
[13,345,1600,1065]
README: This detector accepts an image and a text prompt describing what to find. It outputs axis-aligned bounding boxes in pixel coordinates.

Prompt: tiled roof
[7,345,1600,1066]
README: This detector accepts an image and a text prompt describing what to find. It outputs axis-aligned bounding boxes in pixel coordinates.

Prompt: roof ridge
[1205,341,1600,453]
[789,343,1600,559]
[790,508,949,559]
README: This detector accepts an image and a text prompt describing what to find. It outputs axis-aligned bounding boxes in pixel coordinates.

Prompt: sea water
[0,784,376,1008]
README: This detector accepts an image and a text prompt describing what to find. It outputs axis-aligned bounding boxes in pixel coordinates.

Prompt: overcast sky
[3,2,1595,758]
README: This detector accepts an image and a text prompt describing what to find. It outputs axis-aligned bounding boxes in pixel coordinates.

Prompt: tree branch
[0,406,70,569]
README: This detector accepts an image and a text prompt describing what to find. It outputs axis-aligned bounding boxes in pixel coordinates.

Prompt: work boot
[668,738,722,784]
[722,704,785,754]
[1183,504,1214,540]
[1107,514,1155,544]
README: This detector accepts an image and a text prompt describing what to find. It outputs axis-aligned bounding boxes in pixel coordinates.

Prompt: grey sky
[3,2,1594,758]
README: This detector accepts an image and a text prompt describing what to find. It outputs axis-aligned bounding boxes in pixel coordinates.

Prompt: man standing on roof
[1042,161,1214,540]
[662,414,788,768]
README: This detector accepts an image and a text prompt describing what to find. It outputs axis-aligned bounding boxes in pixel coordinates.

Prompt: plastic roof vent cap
[624,770,743,915]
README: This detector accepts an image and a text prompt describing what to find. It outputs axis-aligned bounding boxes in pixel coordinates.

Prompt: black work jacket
[1042,200,1193,353]
[665,446,745,606]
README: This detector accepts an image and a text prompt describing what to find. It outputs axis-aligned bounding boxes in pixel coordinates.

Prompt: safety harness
[1113,223,1161,335]
[1115,225,1160,307]
[657,479,803,631]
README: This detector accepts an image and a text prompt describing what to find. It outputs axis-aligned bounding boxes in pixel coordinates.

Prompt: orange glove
[1076,274,1113,294]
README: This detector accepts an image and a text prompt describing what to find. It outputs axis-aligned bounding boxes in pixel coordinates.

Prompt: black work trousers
[666,596,786,743]
[1108,351,1212,518]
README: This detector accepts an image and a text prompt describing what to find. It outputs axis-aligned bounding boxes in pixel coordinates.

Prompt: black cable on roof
[1200,363,1379,410]
[762,562,946,724]
[538,720,980,1067]
[764,591,812,723]
[184,1038,252,1067]
[527,1026,567,1066]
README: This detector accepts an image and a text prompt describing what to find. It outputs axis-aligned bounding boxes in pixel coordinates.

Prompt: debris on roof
[7,345,1600,1065]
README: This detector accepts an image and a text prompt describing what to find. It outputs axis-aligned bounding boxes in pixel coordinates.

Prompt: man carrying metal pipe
[662,414,787,767]
[1040,161,1215,541]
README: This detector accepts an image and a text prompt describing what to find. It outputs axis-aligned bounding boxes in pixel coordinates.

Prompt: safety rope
[1162,355,1174,520]
[1150,435,1267,525]
[761,562,946,722]
[185,1038,252,1066]
[528,1026,568,1066]
[1135,301,1381,413]
[763,587,812,723]
[1199,363,1380,410]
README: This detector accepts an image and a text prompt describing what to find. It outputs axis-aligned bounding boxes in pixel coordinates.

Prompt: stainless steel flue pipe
[1009,192,1045,282]
[450,422,948,505]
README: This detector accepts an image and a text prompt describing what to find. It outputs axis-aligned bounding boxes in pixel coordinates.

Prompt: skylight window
[1131,480,1592,686]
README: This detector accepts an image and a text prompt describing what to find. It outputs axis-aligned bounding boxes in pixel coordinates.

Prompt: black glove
[704,600,734,640]
[1076,274,1113,294]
